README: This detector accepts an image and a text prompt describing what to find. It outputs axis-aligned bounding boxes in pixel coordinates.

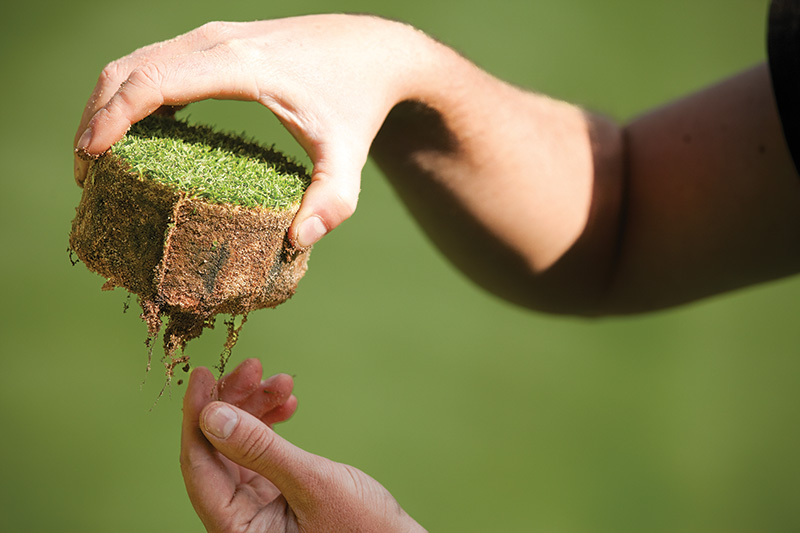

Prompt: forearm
[372,37,625,314]
[75,15,800,315]
[374,55,800,315]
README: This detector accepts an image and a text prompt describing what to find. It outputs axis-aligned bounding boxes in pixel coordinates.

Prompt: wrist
[375,18,475,110]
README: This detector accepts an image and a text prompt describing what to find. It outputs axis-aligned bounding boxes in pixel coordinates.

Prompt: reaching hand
[73,15,435,247]
[181,359,424,532]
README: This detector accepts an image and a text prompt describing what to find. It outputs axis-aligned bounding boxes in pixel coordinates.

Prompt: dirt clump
[69,117,311,383]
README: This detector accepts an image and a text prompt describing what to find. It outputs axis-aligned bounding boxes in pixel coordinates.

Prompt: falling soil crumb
[69,116,311,395]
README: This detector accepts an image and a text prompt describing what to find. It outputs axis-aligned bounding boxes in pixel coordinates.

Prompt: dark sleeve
[768,0,800,172]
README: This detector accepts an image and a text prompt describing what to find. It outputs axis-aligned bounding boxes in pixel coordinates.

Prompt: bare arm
[372,40,625,314]
[611,64,800,313]
[74,15,800,316]
[372,57,800,314]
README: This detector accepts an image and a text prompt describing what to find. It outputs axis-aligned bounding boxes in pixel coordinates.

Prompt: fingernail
[297,216,327,247]
[76,127,93,151]
[203,404,239,439]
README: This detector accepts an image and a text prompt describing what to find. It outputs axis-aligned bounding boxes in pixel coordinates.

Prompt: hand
[181,359,424,533]
[74,15,436,247]
[206,357,299,427]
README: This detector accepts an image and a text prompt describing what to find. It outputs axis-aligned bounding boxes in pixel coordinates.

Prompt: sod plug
[70,115,312,385]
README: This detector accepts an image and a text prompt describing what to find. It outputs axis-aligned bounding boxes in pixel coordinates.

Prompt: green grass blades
[112,114,311,210]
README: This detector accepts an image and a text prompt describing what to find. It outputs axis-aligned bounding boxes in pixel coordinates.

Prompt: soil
[70,152,311,384]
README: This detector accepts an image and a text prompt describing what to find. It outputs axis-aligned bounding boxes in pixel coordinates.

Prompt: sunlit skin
[182,359,423,532]
[74,14,800,531]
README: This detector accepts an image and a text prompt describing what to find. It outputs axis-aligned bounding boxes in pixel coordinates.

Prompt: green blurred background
[2,0,798,531]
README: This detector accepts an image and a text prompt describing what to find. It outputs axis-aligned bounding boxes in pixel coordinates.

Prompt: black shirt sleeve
[768,0,800,172]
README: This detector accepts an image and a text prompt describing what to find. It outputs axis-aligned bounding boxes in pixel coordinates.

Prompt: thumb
[199,401,323,505]
[290,149,363,248]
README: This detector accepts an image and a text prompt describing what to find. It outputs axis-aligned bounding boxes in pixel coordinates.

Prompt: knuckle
[341,464,366,500]
[128,61,165,91]
[238,425,276,468]
[307,167,361,227]
[214,37,253,65]
[89,104,115,127]
[179,448,201,478]
[98,60,125,87]
[197,20,233,41]
[332,186,359,220]
[91,99,132,134]
[178,450,191,474]
[206,39,259,99]
[179,452,210,483]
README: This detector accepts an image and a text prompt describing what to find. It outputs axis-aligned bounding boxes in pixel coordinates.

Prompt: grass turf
[112,114,310,210]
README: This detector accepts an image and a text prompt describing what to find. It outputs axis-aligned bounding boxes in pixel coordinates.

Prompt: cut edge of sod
[70,115,313,393]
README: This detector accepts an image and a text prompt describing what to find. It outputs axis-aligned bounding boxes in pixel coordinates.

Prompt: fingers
[199,401,325,508]
[76,45,259,157]
[217,359,298,424]
[73,25,258,186]
[259,394,297,427]
[290,149,363,247]
[217,358,264,404]
[73,23,230,186]
[180,368,240,526]
[77,22,224,130]
[261,393,298,426]
[239,374,297,424]
[75,15,373,242]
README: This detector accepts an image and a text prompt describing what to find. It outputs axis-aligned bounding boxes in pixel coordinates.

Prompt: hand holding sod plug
[181,358,424,532]
[75,15,800,315]
[77,10,800,533]
[73,15,436,248]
